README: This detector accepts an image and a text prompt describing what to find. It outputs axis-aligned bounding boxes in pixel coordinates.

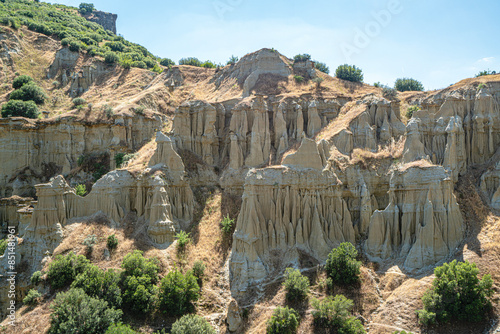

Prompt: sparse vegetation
[294,75,304,83]
[266,306,299,334]
[312,77,324,88]
[406,105,420,118]
[312,295,365,334]
[159,268,200,316]
[314,61,330,74]
[75,184,87,196]
[335,64,363,82]
[72,97,86,107]
[105,323,138,334]
[83,234,97,251]
[23,289,42,306]
[227,55,239,65]
[383,86,397,99]
[394,78,424,92]
[283,267,309,302]
[171,314,215,334]
[107,234,118,252]
[221,215,234,235]
[192,260,206,285]
[476,69,497,77]
[0,238,7,256]
[176,230,191,252]
[325,242,361,285]
[48,288,122,334]
[31,271,42,285]
[416,260,493,326]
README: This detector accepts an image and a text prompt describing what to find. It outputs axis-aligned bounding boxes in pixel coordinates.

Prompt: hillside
[1,1,500,333]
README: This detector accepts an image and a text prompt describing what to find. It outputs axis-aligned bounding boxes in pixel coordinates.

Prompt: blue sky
[51,0,500,90]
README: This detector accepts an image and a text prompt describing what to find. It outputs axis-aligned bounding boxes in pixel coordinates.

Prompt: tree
[159,268,200,316]
[10,83,47,104]
[394,78,424,92]
[12,75,34,89]
[171,314,215,334]
[179,57,202,67]
[226,55,239,65]
[476,70,497,77]
[311,295,365,334]
[325,242,361,285]
[266,306,299,334]
[314,61,330,74]
[283,268,309,302]
[79,3,95,15]
[48,288,122,334]
[160,58,175,67]
[1,100,39,119]
[335,64,363,82]
[293,54,311,62]
[416,260,494,325]
[46,252,90,289]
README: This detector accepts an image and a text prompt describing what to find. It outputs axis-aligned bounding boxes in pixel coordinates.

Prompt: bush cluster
[2,74,47,119]
[171,314,215,334]
[416,260,493,326]
[266,306,299,334]
[46,252,90,289]
[311,295,365,334]
[159,268,200,316]
[221,215,234,235]
[0,1,169,71]
[283,267,309,302]
[23,289,42,306]
[476,70,497,77]
[314,61,330,74]
[325,242,361,285]
[394,78,424,92]
[179,57,217,68]
[335,64,363,82]
[293,54,311,62]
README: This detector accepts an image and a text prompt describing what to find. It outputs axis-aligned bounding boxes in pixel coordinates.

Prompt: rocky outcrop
[0,115,162,197]
[230,166,355,294]
[364,165,464,270]
[83,10,117,34]
[480,161,500,210]
[282,138,323,170]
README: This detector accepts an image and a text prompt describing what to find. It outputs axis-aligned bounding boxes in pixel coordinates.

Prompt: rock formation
[83,10,118,34]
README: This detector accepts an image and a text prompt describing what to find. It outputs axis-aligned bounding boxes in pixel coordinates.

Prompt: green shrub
[131,60,147,69]
[104,51,119,64]
[105,323,138,334]
[221,215,234,235]
[293,54,311,62]
[294,75,304,83]
[283,267,309,302]
[121,250,159,280]
[79,3,95,15]
[160,58,175,67]
[1,100,39,118]
[105,41,125,52]
[325,242,361,285]
[171,314,215,334]
[159,268,200,316]
[61,38,72,47]
[23,289,42,306]
[143,57,156,68]
[202,60,217,68]
[476,70,497,77]
[107,234,118,251]
[314,61,329,74]
[179,57,202,67]
[10,84,47,104]
[31,271,42,285]
[83,234,97,250]
[71,265,122,308]
[12,75,34,89]
[226,55,239,65]
[47,252,90,289]
[266,306,299,334]
[151,64,163,74]
[392,331,414,334]
[394,78,424,92]
[312,77,324,87]
[176,230,191,252]
[406,105,420,118]
[0,239,6,256]
[311,295,365,333]
[68,39,82,52]
[335,64,363,82]
[192,260,206,284]
[49,288,122,334]
[478,83,486,90]
[75,184,86,196]
[416,260,493,325]
[120,250,160,314]
[72,97,86,106]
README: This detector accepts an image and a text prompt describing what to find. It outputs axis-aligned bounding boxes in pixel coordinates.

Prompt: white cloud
[477,57,494,63]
